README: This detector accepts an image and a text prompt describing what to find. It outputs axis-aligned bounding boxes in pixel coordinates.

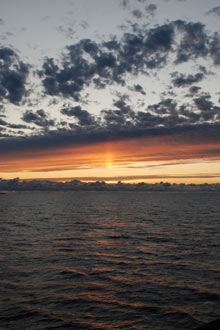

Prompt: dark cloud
[8,123,28,129]
[0,47,30,105]
[148,98,178,115]
[1,122,220,157]
[171,72,204,87]
[101,109,128,127]
[145,23,175,53]
[38,18,220,103]
[136,111,164,128]
[0,118,8,126]
[0,118,28,133]
[193,94,219,121]
[22,109,55,128]
[174,20,209,63]
[179,105,201,123]
[131,9,143,19]
[132,84,146,95]
[61,105,96,126]
[113,94,133,114]
[0,104,5,113]
[189,86,201,94]
[209,32,220,66]
[145,4,157,16]
[39,39,120,100]
[0,127,9,137]
[0,18,4,25]
[101,95,136,129]
[206,7,220,17]
[39,23,176,100]
[193,94,213,111]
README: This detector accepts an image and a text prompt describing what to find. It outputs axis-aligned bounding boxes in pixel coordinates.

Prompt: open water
[0,191,219,330]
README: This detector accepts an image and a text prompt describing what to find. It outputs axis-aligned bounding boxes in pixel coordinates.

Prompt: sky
[0,0,220,183]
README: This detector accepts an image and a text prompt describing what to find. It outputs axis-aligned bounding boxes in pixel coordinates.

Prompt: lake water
[0,191,219,330]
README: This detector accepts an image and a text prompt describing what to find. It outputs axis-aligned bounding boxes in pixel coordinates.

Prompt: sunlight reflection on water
[0,191,219,329]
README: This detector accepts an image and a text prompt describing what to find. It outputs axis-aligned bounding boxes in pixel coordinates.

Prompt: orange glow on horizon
[1,134,220,183]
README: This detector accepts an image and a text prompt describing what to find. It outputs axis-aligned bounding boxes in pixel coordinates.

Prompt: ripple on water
[0,191,219,330]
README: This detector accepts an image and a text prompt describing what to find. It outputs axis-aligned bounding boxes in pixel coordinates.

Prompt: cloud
[61,105,96,126]
[193,94,213,111]
[22,109,55,128]
[0,118,8,126]
[124,159,212,169]
[209,32,220,66]
[38,18,220,104]
[65,174,220,182]
[133,84,146,95]
[0,117,29,131]
[57,25,75,40]
[145,23,175,53]
[101,109,127,127]
[0,47,30,105]
[113,94,133,113]
[171,72,204,87]
[188,86,201,95]
[1,120,220,176]
[148,98,178,115]
[1,120,220,155]
[39,23,175,100]
[136,111,166,127]
[119,0,130,10]
[145,4,157,16]
[174,20,209,63]
[179,105,200,123]
[8,123,28,129]
[206,7,220,17]
[131,9,143,19]
[39,39,117,101]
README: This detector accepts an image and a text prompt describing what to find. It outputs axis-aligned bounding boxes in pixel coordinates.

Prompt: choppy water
[0,191,219,330]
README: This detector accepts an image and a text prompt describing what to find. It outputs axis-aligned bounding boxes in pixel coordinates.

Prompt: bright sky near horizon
[1,0,220,183]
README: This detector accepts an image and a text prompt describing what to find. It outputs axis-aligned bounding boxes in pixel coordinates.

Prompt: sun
[106,161,112,168]
[106,152,113,168]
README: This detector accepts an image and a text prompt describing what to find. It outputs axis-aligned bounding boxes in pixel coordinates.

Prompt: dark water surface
[0,191,219,330]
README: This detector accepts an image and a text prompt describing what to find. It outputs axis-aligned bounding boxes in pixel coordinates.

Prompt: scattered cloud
[145,4,157,17]
[119,0,130,10]
[57,24,76,40]
[1,1,220,179]
[22,109,55,128]
[206,6,220,17]
[0,47,30,105]
[131,9,144,19]
[0,118,8,126]
[171,72,204,87]
[132,84,146,95]
[61,105,96,126]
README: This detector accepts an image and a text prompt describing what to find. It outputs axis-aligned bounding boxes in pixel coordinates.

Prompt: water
[0,191,219,330]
